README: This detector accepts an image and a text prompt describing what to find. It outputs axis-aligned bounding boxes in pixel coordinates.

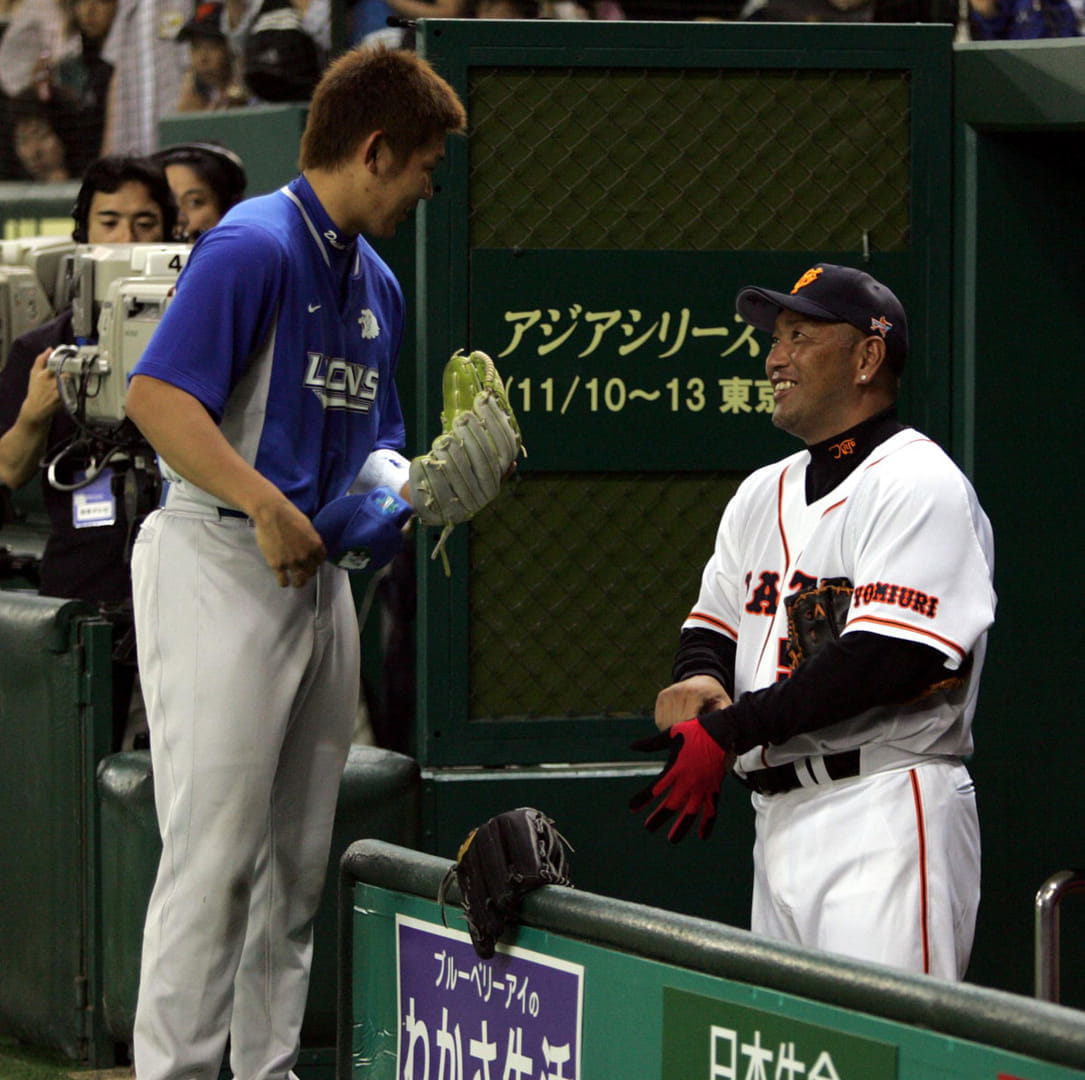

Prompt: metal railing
[1035,868,1085,1003]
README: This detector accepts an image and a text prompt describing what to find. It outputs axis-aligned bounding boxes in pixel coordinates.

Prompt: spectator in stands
[968,0,1079,35]
[100,0,188,155]
[218,0,327,95]
[174,1,248,111]
[0,0,76,101]
[240,0,324,102]
[7,85,85,180]
[54,0,116,161]
[152,141,248,241]
[0,154,176,749]
[739,0,874,20]
[355,0,616,42]
[0,0,114,172]
[467,0,539,14]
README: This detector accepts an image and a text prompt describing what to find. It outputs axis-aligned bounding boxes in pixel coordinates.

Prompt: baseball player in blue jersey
[124,49,473,1080]
[633,264,996,980]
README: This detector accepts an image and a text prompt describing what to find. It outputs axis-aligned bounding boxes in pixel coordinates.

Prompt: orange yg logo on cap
[791,267,823,294]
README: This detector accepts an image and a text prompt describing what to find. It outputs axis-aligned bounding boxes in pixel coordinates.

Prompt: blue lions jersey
[132,174,407,517]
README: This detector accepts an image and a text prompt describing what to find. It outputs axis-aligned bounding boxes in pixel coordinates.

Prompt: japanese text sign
[662,986,898,1079]
[397,914,584,1080]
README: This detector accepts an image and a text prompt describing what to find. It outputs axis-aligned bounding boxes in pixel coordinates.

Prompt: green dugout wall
[0,595,114,1065]
[340,839,1085,1079]
[952,40,1085,1003]
[410,17,955,962]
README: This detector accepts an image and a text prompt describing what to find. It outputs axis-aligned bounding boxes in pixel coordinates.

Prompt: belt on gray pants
[739,749,862,796]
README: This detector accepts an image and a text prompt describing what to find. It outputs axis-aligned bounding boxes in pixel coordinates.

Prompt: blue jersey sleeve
[132,223,283,421]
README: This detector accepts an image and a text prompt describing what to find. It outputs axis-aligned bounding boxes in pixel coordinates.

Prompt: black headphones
[151,142,248,212]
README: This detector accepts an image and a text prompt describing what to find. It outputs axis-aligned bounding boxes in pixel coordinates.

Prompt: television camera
[43,242,189,523]
[0,235,76,370]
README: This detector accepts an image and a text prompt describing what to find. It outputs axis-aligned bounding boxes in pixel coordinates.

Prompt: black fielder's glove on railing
[629,717,734,843]
[438,807,573,959]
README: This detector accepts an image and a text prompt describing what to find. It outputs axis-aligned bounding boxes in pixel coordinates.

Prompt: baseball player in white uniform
[123,50,471,1080]
[633,263,996,980]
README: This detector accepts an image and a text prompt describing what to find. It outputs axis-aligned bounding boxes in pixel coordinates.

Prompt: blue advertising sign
[396,915,584,1079]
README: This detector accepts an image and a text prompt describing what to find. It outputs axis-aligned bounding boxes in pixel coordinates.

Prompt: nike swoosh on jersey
[308,303,322,312]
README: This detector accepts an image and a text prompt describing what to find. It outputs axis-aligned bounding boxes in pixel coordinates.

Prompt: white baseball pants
[751,759,981,980]
[131,506,357,1080]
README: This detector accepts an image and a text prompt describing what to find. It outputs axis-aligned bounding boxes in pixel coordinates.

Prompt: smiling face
[766,309,870,445]
[165,162,221,241]
[363,133,446,239]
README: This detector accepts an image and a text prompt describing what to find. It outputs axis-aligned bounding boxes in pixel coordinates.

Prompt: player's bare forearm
[126,374,326,587]
[654,674,732,732]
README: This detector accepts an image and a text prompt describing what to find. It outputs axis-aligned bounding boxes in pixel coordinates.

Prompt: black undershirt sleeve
[676,629,952,756]
[671,627,737,697]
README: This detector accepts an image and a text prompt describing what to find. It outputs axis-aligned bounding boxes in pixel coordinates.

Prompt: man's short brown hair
[299,47,466,171]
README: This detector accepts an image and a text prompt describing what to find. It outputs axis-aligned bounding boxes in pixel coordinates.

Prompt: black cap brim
[735,286,846,335]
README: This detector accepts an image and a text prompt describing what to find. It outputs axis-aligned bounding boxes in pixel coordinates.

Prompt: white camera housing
[50,244,190,426]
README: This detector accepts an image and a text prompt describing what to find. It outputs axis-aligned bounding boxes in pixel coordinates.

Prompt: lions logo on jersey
[303,351,379,413]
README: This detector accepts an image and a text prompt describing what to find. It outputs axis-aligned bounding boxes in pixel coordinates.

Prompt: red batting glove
[628,717,733,842]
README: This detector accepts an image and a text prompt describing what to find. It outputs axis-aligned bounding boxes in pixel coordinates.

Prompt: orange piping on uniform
[909,769,931,974]
[776,466,791,567]
[848,614,967,661]
[686,611,738,639]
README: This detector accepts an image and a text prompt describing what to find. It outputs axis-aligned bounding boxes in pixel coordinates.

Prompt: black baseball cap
[736,263,909,371]
[177,1,226,41]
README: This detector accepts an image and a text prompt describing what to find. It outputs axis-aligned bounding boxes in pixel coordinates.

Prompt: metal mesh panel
[469,67,911,251]
[468,471,743,720]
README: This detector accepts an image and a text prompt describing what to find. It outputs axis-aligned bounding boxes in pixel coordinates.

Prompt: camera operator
[0,153,176,750]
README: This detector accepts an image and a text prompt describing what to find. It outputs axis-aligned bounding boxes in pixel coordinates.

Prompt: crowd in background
[0,0,327,178]
[0,0,1079,180]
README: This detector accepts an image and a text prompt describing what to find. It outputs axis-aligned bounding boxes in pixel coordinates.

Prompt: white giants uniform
[130,175,409,1080]
[686,429,996,977]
